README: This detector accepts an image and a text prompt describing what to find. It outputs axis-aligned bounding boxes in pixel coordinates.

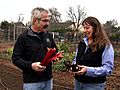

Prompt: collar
[83,37,88,46]
[27,27,38,37]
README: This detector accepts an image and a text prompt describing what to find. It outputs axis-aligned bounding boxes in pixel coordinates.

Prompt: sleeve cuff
[85,67,95,76]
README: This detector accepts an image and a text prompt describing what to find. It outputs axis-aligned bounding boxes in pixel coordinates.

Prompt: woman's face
[83,23,93,40]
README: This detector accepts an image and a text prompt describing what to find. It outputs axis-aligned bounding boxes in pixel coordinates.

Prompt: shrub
[114,48,120,57]
[53,43,75,71]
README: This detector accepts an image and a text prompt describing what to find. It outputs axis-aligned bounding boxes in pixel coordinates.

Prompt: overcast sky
[0,0,120,25]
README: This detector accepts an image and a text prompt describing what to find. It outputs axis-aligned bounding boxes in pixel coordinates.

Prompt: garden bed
[0,42,120,90]
[0,57,120,90]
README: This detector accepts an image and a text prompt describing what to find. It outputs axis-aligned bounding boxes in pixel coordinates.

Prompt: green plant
[0,48,13,60]
[57,43,69,53]
[53,42,76,71]
[52,60,66,71]
[6,48,13,58]
[114,48,120,57]
[52,52,75,71]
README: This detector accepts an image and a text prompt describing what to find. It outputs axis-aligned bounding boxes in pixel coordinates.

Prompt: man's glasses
[37,18,50,22]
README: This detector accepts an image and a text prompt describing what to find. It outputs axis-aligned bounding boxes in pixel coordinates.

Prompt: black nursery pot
[71,64,79,72]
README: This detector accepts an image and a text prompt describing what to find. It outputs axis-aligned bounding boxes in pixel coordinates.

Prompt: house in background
[49,22,73,41]
[8,22,26,42]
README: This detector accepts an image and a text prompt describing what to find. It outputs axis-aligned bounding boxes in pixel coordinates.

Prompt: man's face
[36,11,50,32]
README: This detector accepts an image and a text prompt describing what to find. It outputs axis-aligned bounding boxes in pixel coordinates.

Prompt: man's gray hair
[31,7,48,25]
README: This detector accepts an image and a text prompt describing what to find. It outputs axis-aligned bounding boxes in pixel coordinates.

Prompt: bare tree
[104,20,120,44]
[67,5,86,31]
[48,7,62,32]
[49,7,61,23]
[66,5,87,41]
[104,19,118,33]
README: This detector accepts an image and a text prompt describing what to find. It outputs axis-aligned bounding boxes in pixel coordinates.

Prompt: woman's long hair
[82,17,110,52]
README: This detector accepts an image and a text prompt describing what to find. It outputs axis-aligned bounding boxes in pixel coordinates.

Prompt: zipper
[80,46,89,60]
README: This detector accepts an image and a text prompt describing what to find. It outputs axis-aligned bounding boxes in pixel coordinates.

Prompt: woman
[72,17,114,90]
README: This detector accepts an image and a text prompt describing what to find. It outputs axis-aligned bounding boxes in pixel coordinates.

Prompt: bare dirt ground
[0,59,74,90]
[0,42,120,90]
[0,57,120,90]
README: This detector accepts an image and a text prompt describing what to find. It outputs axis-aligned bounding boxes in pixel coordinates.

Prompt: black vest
[75,41,106,83]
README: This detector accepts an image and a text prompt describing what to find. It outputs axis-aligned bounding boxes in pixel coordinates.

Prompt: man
[12,7,57,90]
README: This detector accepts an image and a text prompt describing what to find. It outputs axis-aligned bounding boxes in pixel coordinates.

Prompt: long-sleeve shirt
[72,38,114,77]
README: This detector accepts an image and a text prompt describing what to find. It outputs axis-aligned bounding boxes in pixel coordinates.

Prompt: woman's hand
[75,65,87,75]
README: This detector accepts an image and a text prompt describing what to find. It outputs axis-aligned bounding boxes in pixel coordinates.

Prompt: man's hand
[31,62,46,72]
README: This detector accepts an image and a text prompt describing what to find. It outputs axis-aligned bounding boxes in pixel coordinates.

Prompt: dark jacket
[75,41,106,83]
[12,27,57,83]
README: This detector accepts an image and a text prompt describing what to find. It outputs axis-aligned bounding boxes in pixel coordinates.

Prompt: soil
[0,56,120,90]
[0,42,120,90]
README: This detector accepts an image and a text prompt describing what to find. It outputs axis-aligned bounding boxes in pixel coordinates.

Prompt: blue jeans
[74,79,105,90]
[23,79,53,90]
